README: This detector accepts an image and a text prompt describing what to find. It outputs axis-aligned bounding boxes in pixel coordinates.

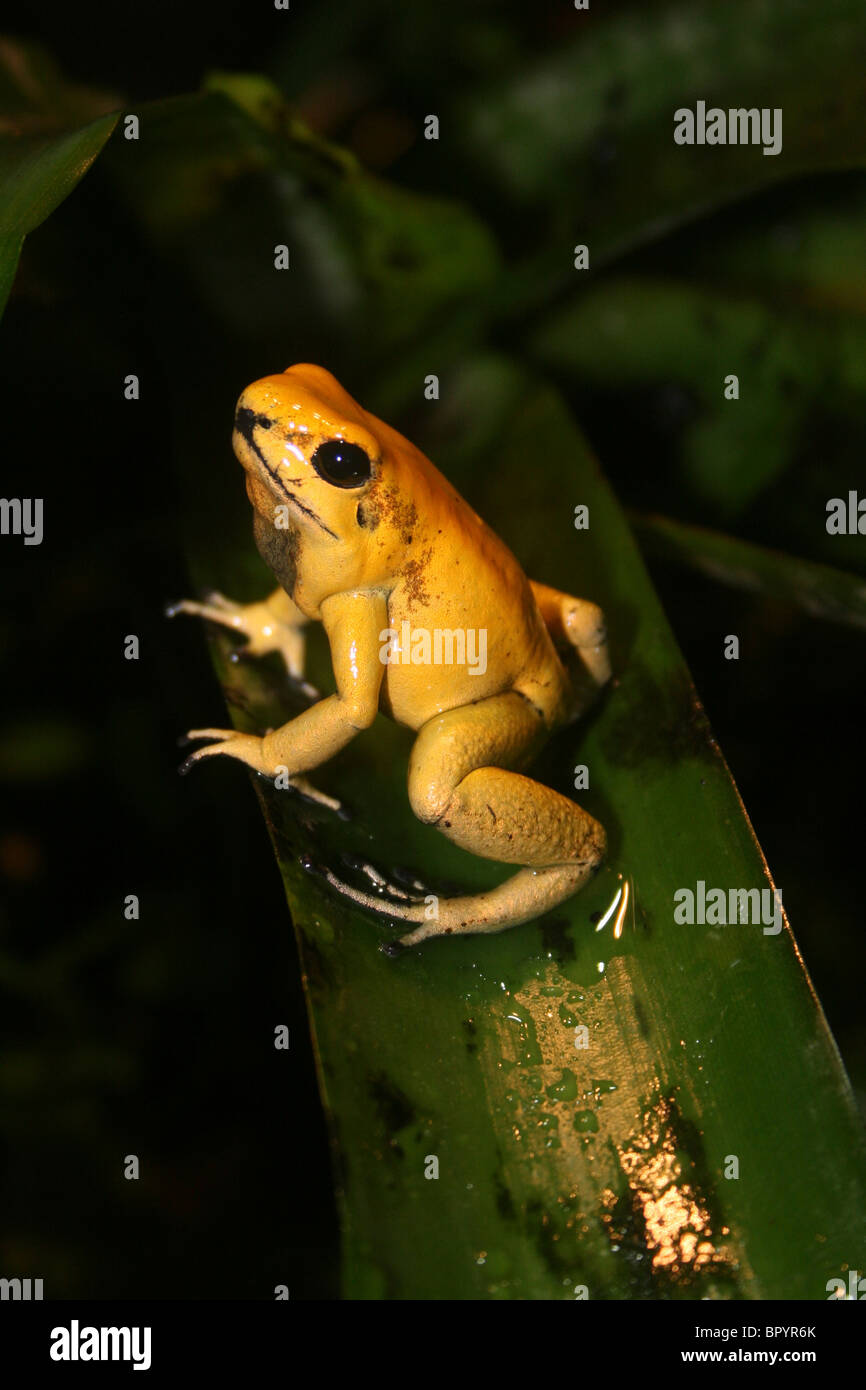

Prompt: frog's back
[372,442,569,729]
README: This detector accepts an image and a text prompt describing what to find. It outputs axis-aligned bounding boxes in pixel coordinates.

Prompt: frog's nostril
[235,406,273,442]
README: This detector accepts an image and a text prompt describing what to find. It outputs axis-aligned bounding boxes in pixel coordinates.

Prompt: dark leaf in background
[0,40,118,313]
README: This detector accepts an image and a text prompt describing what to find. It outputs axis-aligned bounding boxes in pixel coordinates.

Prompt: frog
[170,363,611,953]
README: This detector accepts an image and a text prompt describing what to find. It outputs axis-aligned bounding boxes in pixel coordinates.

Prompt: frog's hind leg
[530,580,611,717]
[317,692,606,952]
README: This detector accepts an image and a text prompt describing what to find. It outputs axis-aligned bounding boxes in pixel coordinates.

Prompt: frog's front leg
[180,591,386,784]
[167,585,315,693]
[320,690,606,951]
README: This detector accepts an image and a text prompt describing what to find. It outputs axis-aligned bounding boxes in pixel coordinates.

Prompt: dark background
[1,0,864,1298]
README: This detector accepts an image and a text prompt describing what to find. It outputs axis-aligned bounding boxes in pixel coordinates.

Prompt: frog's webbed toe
[303,854,428,911]
[167,585,311,684]
[301,854,434,938]
[178,729,347,817]
[286,776,349,818]
[339,855,429,900]
[309,859,602,953]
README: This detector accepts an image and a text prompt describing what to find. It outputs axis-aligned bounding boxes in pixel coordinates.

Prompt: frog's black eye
[311,439,372,488]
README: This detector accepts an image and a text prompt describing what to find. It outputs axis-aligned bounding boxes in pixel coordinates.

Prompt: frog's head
[233,363,381,551]
[233,363,449,602]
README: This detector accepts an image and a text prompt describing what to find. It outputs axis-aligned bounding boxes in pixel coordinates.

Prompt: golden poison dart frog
[170,364,610,952]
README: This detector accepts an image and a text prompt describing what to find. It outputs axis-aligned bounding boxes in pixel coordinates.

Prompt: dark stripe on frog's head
[234,406,338,539]
[234,407,274,473]
[235,406,273,442]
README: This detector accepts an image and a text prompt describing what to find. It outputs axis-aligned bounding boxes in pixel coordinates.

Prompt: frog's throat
[252,509,299,597]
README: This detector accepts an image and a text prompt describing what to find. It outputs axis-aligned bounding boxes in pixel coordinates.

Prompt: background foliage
[1,0,865,1298]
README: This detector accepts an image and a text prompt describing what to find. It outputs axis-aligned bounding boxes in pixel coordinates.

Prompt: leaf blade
[193,358,866,1298]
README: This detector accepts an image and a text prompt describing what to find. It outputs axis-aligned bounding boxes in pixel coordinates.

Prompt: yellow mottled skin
[173,364,611,951]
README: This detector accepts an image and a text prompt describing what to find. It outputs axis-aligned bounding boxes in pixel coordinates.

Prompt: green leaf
[185,356,866,1298]
[105,77,500,377]
[631,512,866,630]
[529,274,857,513]
[457,0,866,317]
[670,178,866,315]
[0,40,119,315]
